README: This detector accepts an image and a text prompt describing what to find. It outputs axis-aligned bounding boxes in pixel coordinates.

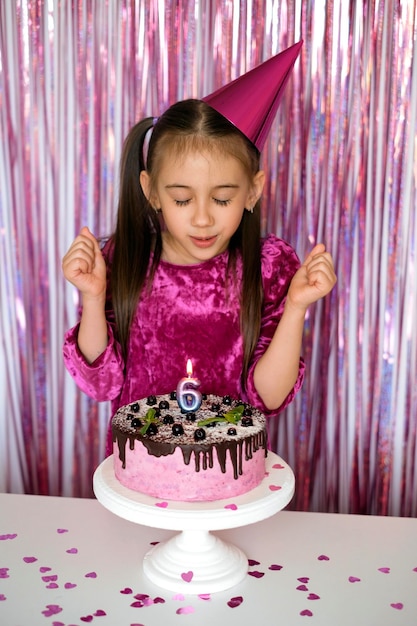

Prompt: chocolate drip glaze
[112,394,268,481]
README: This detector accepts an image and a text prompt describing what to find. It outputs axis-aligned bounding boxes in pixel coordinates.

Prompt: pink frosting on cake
[113,441,266,501]
[112,393,268,502]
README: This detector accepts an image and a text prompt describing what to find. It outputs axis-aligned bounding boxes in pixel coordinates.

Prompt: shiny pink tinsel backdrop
[0,1,416,515]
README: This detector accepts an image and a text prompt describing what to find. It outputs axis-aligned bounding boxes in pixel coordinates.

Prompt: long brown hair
[111,99,263,389]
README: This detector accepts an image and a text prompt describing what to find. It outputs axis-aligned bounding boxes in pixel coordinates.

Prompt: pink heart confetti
[23,556,37,563]
[198,594,211,600]
[318,554,330,561]
[130,601,144,608]
[224,503,238,510]
[378,567,390,574]
[153,596,166,604]
[42,575,58,582]
[85,571,97,578]
[52,622,65,626]
[173,594,186,601]
[227,596,243,608]
[300,609,313,616]
[248,570,265,578]
[155,501,168,508]
[349,576,361,583]
[40,566,51,573]
[269,564,283,570]
[80,616,93,623]
[66,548,78,554]
[65,582,77,589]
[46,583,59,589]
[413,567,417,572]
[308,593,320,600]
[181,570,193,583]
[248,559,260,566]
[390,603,403,610]
[0,594,7,601]
[297,584,309,591]
[176,606,195,615]
[143,597,154,606]
[120,587,133,594]
[134,594,150,601]
[0,533,17,540]
[269,484,282,491]
[57,528,68,534]
[94,609,106,616]
[42,605,63,617]
[0,568,10,578]
[272,463,285,469]
[298,577,310,583]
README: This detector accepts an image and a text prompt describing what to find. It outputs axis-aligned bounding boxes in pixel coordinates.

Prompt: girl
[62,98,336,454]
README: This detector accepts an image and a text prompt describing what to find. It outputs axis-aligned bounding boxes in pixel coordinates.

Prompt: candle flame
[186,358,193,377]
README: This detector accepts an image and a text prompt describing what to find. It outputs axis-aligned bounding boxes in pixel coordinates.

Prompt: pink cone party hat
[203,41,303,151]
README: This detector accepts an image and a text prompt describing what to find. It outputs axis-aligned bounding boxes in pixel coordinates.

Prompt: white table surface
[1,492,416,625]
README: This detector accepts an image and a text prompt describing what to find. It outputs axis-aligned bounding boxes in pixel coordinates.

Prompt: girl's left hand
[287,243,337,311]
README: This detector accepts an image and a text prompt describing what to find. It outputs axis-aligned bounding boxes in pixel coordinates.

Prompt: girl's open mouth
[190,236,217,248]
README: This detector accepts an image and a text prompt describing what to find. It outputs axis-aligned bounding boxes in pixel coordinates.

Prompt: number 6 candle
[176,359,202,412]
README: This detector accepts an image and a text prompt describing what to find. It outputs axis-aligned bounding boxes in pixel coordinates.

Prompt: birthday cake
[112,392,268,502]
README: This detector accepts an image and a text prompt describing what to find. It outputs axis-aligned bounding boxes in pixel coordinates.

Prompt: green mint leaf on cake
[139,408,158,435]
[197,404,245,427]
[224,405,245,424]
[197,416,227,427]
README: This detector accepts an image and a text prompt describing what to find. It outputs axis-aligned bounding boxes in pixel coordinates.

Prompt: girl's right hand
[62,226,107,300]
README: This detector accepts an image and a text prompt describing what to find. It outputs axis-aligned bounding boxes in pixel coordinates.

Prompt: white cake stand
[93,452,294,594]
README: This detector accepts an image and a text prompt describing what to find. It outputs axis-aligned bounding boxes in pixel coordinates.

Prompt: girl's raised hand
[287,243,337,311]
[62,227,107,300]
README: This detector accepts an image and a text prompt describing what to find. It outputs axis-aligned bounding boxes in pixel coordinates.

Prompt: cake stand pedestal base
[93,452,295,594]
[143,528,248,593]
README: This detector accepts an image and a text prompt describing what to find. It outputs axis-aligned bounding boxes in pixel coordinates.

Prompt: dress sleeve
[62,239,125,402]
[244,234,305,415]
[63,322,125,401]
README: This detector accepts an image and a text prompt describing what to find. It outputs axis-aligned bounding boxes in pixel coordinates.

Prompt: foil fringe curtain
[0,0,416,515]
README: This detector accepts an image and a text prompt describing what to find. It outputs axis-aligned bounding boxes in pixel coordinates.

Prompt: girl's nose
[191,201,214,227]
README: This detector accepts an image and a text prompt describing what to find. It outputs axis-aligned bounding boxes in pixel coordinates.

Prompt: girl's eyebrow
[165,183,240,189]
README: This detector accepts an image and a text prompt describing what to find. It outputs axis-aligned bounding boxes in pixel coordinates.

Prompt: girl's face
[140,148,264,265]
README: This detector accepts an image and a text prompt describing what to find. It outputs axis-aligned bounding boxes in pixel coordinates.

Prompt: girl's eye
[174,198,231,207]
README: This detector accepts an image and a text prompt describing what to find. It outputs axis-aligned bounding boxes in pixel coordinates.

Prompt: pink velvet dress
[63,234,305,454]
